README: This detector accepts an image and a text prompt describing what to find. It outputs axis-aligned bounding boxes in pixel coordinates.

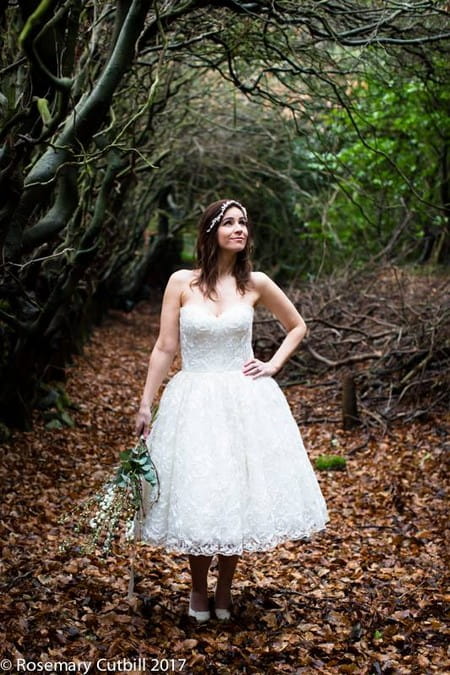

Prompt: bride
[135,199,328,623]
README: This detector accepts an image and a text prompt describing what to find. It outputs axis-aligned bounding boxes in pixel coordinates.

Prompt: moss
[315,454,347,471]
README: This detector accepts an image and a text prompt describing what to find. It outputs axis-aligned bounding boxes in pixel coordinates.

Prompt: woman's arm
[243,272,307,379]
[135,271,184,436]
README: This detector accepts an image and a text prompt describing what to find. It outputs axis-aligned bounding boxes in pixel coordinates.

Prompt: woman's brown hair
[192,199,253,299]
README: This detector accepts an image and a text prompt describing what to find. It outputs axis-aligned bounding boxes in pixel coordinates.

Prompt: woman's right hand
[135,406,152,438]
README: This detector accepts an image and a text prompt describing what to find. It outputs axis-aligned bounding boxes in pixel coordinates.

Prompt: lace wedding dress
[140,303,328,555]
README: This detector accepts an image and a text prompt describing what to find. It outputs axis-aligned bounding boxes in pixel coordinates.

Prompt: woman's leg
[188,555,213,611]
[215,554,240,608]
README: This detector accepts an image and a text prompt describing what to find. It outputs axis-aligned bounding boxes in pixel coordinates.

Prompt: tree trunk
[342,373,360,429]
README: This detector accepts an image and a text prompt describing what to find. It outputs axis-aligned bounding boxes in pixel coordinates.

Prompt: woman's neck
[216,251,236,278]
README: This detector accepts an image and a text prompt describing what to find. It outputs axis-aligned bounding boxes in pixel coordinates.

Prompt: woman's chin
[225,242,246,252]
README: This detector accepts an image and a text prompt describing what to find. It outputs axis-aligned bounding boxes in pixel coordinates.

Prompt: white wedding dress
[140,303,328,555]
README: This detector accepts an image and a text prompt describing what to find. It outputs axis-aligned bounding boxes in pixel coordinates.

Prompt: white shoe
[188,596,210,623]
[214,593,232,620]
[214,606,231,620]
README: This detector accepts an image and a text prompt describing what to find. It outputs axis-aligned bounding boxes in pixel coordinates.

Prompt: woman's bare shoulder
[250,270,271,289]
[167,269,201,305]
[168,268,198,285]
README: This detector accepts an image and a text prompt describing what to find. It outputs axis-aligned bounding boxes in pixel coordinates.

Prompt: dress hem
[137,523,328,556]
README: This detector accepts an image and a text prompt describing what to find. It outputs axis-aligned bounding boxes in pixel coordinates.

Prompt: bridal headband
[205,200,248,233]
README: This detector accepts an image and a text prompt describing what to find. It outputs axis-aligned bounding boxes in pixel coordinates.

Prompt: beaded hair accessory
[205,200,248,233]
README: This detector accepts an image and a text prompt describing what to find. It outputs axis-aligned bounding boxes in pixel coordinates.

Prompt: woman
[135,199,328,623]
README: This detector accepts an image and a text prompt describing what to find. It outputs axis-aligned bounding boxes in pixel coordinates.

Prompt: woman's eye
[220,219,247,227]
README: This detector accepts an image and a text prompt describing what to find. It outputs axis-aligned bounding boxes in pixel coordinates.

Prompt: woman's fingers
[242,358,277,379]
[135,412,151,437]
[242,359,258,373]
[242,358,266,378]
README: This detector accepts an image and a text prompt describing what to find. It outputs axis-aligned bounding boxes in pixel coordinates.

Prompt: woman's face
[216,206,248,253]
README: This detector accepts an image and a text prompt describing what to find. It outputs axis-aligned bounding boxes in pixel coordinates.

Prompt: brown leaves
[0,300,448,673]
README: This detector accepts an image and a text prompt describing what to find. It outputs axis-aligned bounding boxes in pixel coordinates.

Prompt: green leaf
[59,410,75,427]
[143,470,157,485]
[45,418,63,430]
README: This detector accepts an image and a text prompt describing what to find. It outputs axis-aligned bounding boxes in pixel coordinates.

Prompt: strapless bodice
[179,303,254,372]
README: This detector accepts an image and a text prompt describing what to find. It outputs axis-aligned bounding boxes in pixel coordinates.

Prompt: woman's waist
[180,363,246,373]
[180,351,253,372]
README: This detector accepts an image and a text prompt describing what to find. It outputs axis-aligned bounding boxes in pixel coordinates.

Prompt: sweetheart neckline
[180,303,254,319]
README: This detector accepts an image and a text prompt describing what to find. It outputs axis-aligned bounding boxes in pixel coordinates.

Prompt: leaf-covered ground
[1,300,448,674]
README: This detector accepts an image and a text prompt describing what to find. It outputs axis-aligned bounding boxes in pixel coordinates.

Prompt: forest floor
[1,295,448,674]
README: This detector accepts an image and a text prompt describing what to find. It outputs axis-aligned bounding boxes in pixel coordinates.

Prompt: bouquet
[60,436,160,557]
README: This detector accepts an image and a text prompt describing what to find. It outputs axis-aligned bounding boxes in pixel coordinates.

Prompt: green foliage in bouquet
[60,436,159,556]
[315,454,347,471]
[116,439,159,508]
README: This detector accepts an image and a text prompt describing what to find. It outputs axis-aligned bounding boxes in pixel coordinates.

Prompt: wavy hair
[192,199,253,299]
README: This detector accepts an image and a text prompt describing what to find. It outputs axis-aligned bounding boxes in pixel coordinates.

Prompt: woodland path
[1,300,447,674]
